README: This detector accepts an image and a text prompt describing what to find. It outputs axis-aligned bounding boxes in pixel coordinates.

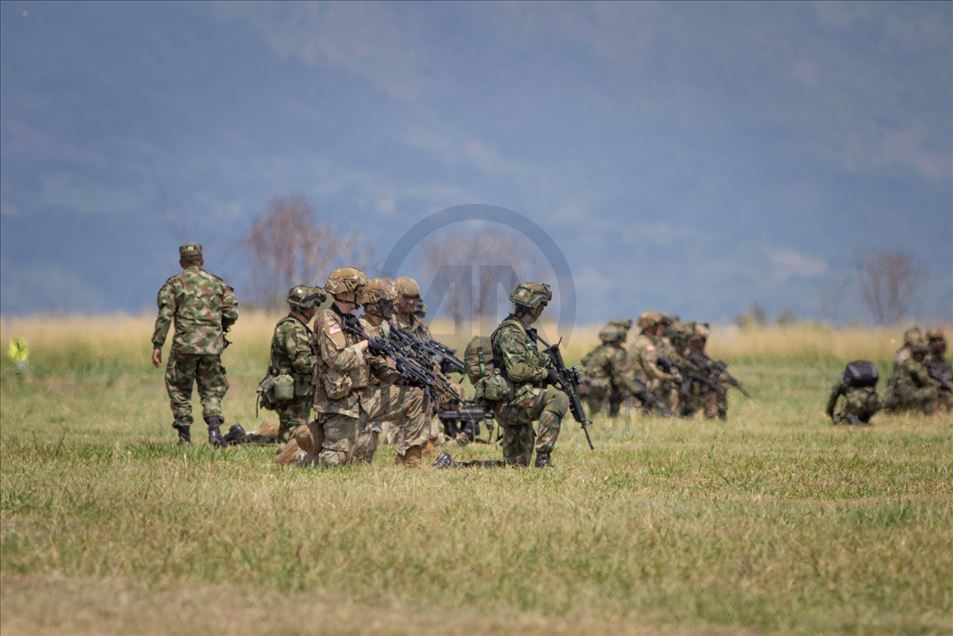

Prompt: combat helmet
[692,322,711,341]
[395,276,422,299]
[325,267,367,300]
[510,282,552,311]
[599,319,632,343]
[926,327,945,342]
[360,278,397,317]
[637,311,662,332]
[903,326,924,347]
[287,285,326,311]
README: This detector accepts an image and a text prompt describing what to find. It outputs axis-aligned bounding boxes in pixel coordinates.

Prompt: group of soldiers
[151,244,949,466]
[578,313,745,420]
[825,326,952,425]
[152,244,571,467]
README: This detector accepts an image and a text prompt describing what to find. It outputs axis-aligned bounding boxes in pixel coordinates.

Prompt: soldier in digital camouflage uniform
[883,343,939,415]
[266,286,325,442]
[151,243,238,445]
[825,374,880,425]
[490,282,569,468]
[628,312,681,413]
[580,319,638,417]
[276,268,428,468]
[677,323,728,420]
[925,328,952,412]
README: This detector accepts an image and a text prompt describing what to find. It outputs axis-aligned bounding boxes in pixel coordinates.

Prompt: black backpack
[843,360,879,388]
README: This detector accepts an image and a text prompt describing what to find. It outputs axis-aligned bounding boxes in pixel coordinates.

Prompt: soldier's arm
[151,279,176,349]
[497,327,548,384]
[640,345,678,382]
[284,325,316,375]
[825,380,844,417]
[221,283,238,330]
[316,314,365,372]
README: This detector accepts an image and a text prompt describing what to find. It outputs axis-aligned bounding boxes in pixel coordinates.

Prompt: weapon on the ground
[685,351,751,397]
[340,314,461,402]
[630,378,672,416]
[534,334,594,450]
[389,323,466,375]
[927,360,953,393]
[437,401,495,443]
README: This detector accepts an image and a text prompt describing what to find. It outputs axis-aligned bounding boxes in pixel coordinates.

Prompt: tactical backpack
[465,334,512,402]
[844,360,879,388]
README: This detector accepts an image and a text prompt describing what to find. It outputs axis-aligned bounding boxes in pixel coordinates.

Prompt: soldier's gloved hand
[545,367,560,386]
[669,371,682,383]
[366,337,388,355]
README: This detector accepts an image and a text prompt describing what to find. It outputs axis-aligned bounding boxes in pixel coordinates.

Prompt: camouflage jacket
[392,313,432,341]
[151,266,238,355]
[825,379,878,416]
[628,334,676,382]
[888,357,938,391]
[491,316,549,387]
[359,315,401,386]
[894,346,913,370]
[269,314,315,382]
[312,305,370,417]
[581,343,631,390]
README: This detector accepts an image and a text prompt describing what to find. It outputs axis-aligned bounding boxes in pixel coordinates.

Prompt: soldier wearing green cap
[488,282,569,467]
[151,243,238,445]
[259,285,327,442]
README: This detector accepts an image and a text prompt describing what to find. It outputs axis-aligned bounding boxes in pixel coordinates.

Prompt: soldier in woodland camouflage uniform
[491,282,569,467]
[580,319,639,417]
[825,375,880,425]
[894,326,924,369]
[151,244,237,445]
[276,268,428,468]
[266,286,324,442]
[628,312,681,412]
[925,328,952,412]
[883,343,939,415]
[678,323,728,420]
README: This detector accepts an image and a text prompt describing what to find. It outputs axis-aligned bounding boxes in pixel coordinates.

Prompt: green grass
[1,346,952,635]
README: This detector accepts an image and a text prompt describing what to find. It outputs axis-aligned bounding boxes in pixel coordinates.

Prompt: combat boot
[172,423,191,445]
[207,417,225,447]
[534,450,553,468]
[222,423,246,445]
[396,445,423,468]
[433,451,459,469]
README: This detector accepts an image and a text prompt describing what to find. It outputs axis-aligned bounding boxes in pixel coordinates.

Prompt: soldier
[490,282,569,467]
[281,267,428,468]
[151,243,238,445]
[263,286,324,442]
[894,326,924,369]
[580,319,639,417]
[925,328,952,411]
[883,343,939,415]
[678,323,727,420]
[628,312,681,412]
[825,362,880,425]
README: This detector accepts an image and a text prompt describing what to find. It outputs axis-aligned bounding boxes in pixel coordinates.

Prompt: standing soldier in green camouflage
[262,286,324,442]
[925,328,952,412]
[490,282,569,468]
[151,243,238,445]
[628,312,681,413]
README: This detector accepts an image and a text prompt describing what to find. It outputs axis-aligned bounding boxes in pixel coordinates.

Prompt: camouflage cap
[903,326,924,346]
[359,278,397,306]
[179,243,203,258]
[395,276,422,298]
[926,327,945,341]
[325,267,367,298]
[637,311,662,331]
[288,285,326,311]
[510,282,552,310]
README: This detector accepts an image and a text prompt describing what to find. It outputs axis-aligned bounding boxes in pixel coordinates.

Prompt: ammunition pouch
[474,370,513,403]
[273,371,295,402]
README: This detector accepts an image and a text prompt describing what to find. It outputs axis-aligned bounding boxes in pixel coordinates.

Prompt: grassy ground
[1,316,951,635]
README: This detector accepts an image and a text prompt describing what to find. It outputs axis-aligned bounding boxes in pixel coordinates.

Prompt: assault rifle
[927,360,953,393]
[389,323,466,375]
[437,401,496,443]
[340,314,461,403]
[684,351,751,398]
[535,334,595,450]
[630,377,672,416]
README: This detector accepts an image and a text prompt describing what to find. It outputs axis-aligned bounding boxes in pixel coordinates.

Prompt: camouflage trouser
[939,389,953,413]
[885,381,938,415]
[165,352,228,427]
[648,378,679,413]
[317,385,426,467]
[276,396,312,442]
[583,380,609,418]
[496,385,569,466]
[680,382,726,419]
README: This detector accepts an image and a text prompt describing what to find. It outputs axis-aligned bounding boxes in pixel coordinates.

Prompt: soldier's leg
[276,397,311,442]
[533,386,569,466]
[195,355,228,424]
[607,391,623,418]
[703,390,719,419]
[165,353,197,438]
[715,385,728,420]
[361,385,427,466]
[914,385,939,415]
[317,414,360,467]
[501,424,535,467]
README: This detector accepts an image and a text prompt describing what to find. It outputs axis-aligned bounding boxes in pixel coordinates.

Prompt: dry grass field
[1,314,951,635]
